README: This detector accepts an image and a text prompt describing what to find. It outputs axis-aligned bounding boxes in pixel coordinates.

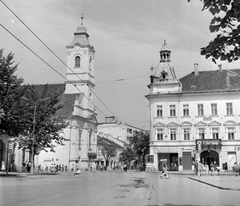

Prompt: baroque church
[146,40,240,172]
[2,17,99,172]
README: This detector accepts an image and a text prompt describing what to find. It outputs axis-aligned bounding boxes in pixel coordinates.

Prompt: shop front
[158,153,179,171]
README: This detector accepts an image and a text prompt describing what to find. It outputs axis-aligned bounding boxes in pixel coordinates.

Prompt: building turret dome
[161,39,170,51]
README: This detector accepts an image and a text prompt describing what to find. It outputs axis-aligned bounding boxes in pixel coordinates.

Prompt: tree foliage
[0,49,26,137]
[129,132,149,164]
[188,0,240,63]
[101,145,117,166]
[119,146,135,165]
[15,84,66,160]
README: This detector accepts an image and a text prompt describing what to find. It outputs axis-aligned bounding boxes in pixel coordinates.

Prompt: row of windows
[156,103,235,117]
[156,128,236,141]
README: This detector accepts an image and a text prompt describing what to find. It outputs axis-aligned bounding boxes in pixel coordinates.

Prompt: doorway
[0,139,3,162]
[200,150,219,167]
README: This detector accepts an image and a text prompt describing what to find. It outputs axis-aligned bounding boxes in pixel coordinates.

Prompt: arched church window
[75,56,80,67]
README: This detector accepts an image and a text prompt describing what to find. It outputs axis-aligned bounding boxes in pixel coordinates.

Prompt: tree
[101,145,117,167]
[119,146,136,166]
[188,0,240,63]
[0,49,26,137]
[16,84,66,165]
[129,132,149,165]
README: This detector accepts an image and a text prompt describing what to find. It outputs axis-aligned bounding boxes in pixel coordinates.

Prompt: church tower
[149,40,181,94]
[65,15,95,114]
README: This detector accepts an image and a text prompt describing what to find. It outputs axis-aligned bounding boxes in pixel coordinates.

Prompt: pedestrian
[101,165,103,172]
[197,161,203,177]
[123,164,127,172]
[233,162,238,176]
[22,161,26,172]
[204,163,209,176]
[214,161,220,176]
[160,160,169,179]
[210,162,214,176]
[224,162,228,172]
[194,160,198,175]
[73,164,76,176]
[1,160,5,172]
[27,162,31,173]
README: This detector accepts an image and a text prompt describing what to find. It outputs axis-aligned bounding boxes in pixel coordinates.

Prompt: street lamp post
[22,96,50,174]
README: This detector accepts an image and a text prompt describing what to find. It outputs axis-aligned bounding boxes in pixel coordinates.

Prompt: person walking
[197,161,203,177]
[233,162,238,176]
[160,161,169,179]
[1,160,5,172]
[210,162,214,176]
[204,163,209,176]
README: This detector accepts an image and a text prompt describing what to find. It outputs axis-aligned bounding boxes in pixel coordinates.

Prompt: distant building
[146,40,240,172]
[97,116,146,143]
[96,135,123,170]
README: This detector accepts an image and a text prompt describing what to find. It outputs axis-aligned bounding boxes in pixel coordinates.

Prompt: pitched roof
[97,136,123,149]
[23,83,80,118]
[180,69,240,93]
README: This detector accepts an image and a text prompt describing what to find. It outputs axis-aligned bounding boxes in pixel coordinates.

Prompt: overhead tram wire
[0,23,108,118]
[0,0,118,120]
[95,75,149,84]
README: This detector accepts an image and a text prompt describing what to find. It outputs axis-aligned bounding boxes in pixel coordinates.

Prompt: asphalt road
[0,171,239,206]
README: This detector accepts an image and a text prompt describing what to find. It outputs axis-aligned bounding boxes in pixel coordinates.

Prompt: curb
[188,176,240,191]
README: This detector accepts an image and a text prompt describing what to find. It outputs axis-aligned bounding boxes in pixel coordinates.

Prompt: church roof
[160,40,170,52]
[23,83,80,118]
[67,25,94,50]
[180,69,240,93]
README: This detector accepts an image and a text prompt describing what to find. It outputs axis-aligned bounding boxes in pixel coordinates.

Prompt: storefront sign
[153,147,177,153]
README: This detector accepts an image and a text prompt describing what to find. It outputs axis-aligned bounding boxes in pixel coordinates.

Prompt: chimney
[194,63,198,75]
[218,64,222,71]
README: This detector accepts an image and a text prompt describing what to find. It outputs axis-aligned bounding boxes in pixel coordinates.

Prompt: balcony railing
[195,139,222,151]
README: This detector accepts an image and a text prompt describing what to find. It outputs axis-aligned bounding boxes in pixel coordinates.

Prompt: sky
[1,0,240,130]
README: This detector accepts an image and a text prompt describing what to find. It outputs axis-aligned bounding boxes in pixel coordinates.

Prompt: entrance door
[0,139,3,162]
[183,152,192,170]
[200,150,219,167]
[227,152,236,169]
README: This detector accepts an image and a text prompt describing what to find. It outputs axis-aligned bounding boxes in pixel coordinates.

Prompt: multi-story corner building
[146,40,240,172]
[97,116,145,143]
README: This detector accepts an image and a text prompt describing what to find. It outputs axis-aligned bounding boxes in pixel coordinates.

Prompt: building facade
[146,40,240,172]
[96,135,123,170]
[37,18,98,171]
[97,116,145,143]
[1,18,99,172]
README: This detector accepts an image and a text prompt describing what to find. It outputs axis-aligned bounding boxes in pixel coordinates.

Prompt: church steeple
[65,16,96,114]
[160,39,171,63]
[148,39,181,94]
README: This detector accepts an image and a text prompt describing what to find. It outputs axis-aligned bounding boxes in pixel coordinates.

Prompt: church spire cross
[81,14,84,25]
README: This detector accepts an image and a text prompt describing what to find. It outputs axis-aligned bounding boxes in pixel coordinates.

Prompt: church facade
[36,19,98,171]
[146,40,240,172]
[1,18,99,172]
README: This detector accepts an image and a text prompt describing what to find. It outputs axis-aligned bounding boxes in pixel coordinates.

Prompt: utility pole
[22,96,50,174]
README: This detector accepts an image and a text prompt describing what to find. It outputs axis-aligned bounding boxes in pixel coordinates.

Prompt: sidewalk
[188,173,240,191]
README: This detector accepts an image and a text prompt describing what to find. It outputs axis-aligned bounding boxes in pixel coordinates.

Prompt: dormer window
[75,56,80,67]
